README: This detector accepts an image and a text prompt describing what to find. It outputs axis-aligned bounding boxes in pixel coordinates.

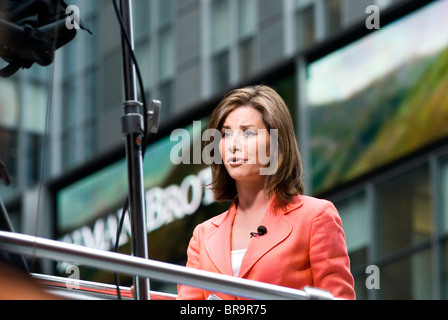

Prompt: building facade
[1,0,448,299]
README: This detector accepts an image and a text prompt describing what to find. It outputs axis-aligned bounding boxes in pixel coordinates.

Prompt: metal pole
[119,0,150,300]
[0,231,335,300]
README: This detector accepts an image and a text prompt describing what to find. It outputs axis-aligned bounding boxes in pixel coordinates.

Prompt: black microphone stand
[119,0,150,300]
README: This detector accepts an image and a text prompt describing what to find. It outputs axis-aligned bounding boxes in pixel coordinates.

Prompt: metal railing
[0,231,335,300]
[31,273,177,300]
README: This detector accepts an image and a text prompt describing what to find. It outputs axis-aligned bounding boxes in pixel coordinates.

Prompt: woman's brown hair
[206,85,305,211]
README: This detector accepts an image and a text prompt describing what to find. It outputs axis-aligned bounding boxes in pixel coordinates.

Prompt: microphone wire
[31,0,62,273]
[30,61,56,274]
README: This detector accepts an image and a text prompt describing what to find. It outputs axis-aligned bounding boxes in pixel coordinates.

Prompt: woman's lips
[227,157,245,166]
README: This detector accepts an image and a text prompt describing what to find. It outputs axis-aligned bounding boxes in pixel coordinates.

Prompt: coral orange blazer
[177,195,355,300]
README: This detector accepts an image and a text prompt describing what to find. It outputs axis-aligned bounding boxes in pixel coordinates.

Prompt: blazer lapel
[238,196,303,278]
[205,204,237,276]
[238,212,291,278]
[204,196,304,278]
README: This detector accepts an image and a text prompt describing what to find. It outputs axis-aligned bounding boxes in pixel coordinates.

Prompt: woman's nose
[229,132,242,152]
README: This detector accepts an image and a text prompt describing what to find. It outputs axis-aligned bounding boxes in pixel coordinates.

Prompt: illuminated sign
[56,119,219,255]
[58,167,214,252]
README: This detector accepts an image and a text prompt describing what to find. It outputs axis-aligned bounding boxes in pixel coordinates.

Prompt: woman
[177,85,355,300]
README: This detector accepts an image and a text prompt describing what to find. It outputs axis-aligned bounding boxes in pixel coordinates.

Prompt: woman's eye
[244,130,256,137]
[221,131,232,138]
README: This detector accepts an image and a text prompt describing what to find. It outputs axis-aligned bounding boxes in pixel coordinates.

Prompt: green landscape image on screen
[307,1,448,194]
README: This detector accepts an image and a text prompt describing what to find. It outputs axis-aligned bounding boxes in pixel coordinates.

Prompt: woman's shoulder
[194,206,234,230]
[300,194,335,207]
[284,196,342,232]
[293,195,339,218]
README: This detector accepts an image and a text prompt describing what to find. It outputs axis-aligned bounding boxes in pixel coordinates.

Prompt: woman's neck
[231,180,272,250]
[235,179,271,215]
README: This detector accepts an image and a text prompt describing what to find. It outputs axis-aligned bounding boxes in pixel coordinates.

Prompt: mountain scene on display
[310,44,448,194]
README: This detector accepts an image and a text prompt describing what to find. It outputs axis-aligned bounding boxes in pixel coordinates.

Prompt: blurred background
[1,0,448,300]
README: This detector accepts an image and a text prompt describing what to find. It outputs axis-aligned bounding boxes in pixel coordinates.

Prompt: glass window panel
[376,165,432,257]
[379,248,433,300]
[62,131,76,170]
[440,157,448,233]
[26,132,44,184]
[0,128,18,185]
[62,80,77,128]
[135,41,153,90]
[28,64,50,82]
[158,80,173,122]
[133,0,150,39]
[61,76,77,171]
[212,0,230,52]
[270,73,298,126]
[336,192,369,255]
[353,273,368,300]
[336,192,369,283]
[239,39,254,79]
[83,120,96,159]
[83,69,97,159]
[295,5,315,49]
[77,0,98,16]
[325,0,342,36]
[83,69,97,121]
[83,15,98,67]
[158,0,174,27]
[0,78,19,128]
[212,51,230,93]
[63,41,77,77]
[23,83,48,134]
[238,0,256,39]
[159,28,175,81]
[442,240,448,299]
[294,0,314,8]
[3,204,21,233]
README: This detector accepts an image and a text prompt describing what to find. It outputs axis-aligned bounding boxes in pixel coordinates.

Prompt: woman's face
[219,106,271,183]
